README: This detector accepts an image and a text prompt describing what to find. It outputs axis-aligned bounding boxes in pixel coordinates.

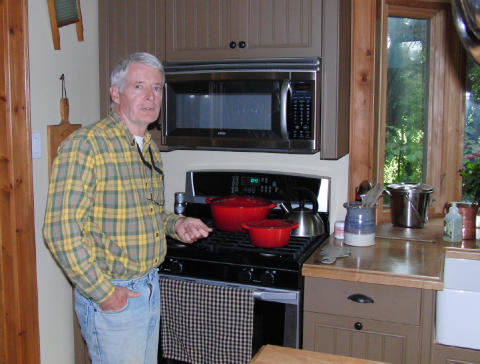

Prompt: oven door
[158,274,300,363]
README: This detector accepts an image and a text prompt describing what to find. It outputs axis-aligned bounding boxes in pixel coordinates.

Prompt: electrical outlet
[32,133,41,159]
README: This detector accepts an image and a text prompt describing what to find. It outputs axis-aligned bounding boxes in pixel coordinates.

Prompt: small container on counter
[334,220,345,239]
[343,202,376,247]
[444,202,478,239]
[476,208,480,240]
[443,203,462,243]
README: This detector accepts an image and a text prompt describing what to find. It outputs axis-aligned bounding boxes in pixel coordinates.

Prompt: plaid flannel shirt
[43,112,183,303]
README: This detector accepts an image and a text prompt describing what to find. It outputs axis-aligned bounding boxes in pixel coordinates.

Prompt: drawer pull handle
[354,322,363,330]
[348,293,374,304]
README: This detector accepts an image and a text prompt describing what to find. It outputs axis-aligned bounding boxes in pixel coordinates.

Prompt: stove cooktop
[159,222,328,290]
[159,170,331,290]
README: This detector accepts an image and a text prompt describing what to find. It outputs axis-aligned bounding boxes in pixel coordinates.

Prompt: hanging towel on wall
[160,276,254,364]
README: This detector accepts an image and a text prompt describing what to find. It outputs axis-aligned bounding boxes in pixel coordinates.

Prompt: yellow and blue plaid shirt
[43,112,182,303]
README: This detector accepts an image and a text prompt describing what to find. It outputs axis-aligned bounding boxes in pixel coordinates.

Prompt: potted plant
[459,151,480,203]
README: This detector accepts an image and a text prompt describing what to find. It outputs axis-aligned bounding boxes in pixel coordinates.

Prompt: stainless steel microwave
[157,58,321,153]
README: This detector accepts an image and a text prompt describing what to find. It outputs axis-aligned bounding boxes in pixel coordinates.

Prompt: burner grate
[169,227,315,261]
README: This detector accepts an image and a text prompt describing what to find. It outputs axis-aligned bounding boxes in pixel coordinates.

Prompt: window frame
[349,0,466,223]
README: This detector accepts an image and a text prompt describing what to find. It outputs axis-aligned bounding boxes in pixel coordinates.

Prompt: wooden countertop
[302,218,480,290]
[250,345,388,364]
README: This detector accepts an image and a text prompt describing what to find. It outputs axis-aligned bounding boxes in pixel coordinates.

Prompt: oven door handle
[253,290,298,305]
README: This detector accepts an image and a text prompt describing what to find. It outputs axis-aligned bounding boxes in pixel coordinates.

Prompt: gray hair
[110,52,164,109]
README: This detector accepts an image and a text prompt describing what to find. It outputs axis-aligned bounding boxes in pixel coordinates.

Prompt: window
[384,17,429,187]
[462,57,480,202]
[349,1,466,222]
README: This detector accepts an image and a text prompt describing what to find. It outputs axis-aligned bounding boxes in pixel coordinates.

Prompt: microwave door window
[166,80,283,139]
[175,94,272,130]
[216,94,271,131]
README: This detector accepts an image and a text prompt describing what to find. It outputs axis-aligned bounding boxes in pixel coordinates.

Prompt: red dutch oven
[241,219,299,248]
[206,195,277,232]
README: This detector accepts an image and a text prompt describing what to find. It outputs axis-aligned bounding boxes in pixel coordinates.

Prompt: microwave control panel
[289,81,313,140]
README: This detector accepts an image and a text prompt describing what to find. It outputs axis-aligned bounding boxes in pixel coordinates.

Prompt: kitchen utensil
[458,0,480,41]
[386,182,433,228]
[343,201,376,246]
[241,219,299,248]
[47,74,81,174]
[452,0,480,64]
[279,187,325,237]
[355,180,373,202]
[206,195,276,232]
[362,182,385,207]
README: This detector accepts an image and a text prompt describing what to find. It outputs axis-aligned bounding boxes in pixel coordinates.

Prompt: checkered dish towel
[160,277,255,364]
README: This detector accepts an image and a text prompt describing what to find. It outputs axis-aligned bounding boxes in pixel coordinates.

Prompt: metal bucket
[386,183,434,228]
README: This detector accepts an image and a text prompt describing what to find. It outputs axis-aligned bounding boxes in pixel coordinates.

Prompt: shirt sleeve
[163,211,184,241]
[43,134,114,303]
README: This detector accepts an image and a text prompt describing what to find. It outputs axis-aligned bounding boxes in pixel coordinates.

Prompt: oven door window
[252,300,299,355]
[165,80,283,138]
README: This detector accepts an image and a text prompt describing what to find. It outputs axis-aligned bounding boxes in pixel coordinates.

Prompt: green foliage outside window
[384,17,427,185]
[461,56,480,202]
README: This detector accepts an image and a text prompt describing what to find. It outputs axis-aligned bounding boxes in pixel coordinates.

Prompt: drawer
[304,277,422,325]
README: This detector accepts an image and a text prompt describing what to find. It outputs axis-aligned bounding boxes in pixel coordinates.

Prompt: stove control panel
[184,170,330,213]
[159,257,300,290]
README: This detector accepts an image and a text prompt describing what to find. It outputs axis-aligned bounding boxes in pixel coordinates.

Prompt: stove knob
[261,270,276,285]
[239,268,253,283]
[170,259,183,274]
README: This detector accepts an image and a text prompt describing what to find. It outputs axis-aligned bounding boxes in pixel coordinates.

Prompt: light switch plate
[32,133,41,159]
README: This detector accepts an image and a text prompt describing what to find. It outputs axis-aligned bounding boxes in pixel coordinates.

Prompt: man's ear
[110,85,120,104]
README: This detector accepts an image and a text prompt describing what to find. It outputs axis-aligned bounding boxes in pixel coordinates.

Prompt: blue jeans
[74,269,160,364]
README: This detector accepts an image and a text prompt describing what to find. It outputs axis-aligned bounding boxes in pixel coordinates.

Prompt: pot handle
[289,222,299,230]
[241,222,251,230]
[288,187,319,212]
[405,194,428,224]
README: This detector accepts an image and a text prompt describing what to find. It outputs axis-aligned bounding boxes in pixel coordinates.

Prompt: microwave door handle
[280,80,289,139]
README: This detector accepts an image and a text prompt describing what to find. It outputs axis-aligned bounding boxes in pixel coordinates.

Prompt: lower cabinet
[303,277,435,364]
[431,343,480,364]
[304,312,420,363]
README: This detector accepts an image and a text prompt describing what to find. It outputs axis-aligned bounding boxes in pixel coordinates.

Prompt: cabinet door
[432,343,480,364]
[303,311,421,364]
[99,0,166,116]
[165,0,322,61]
[242,0,323,59]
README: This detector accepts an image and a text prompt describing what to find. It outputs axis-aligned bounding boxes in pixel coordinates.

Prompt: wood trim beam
[0,0,40,362]
[348,0,377,201]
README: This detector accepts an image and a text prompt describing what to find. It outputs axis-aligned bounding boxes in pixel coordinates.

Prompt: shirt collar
[109,111,152,149]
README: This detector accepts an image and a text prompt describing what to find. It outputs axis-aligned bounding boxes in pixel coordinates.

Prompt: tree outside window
[384,17,428,187]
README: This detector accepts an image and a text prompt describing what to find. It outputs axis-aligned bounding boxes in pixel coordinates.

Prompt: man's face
[110,62,164,135]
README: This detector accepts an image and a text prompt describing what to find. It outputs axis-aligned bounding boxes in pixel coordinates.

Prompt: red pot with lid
[206,195,277,232]
[241,219,299,248]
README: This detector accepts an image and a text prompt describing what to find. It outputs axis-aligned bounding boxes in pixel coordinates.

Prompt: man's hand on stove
[175,217,212,244]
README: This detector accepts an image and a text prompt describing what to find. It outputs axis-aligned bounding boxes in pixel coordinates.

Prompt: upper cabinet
[165,0,323,61]
[98,0,166,116]
[98,0,350,159]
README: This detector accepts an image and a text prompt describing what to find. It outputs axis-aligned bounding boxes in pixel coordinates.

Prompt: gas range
[159,170,330,290]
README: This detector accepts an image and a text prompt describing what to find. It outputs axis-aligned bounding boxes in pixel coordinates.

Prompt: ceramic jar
[343,201,376,247]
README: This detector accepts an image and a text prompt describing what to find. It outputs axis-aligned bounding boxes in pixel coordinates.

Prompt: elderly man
[43,52,212,363]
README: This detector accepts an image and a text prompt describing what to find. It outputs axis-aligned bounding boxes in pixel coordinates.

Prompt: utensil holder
[343,202,376,247]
